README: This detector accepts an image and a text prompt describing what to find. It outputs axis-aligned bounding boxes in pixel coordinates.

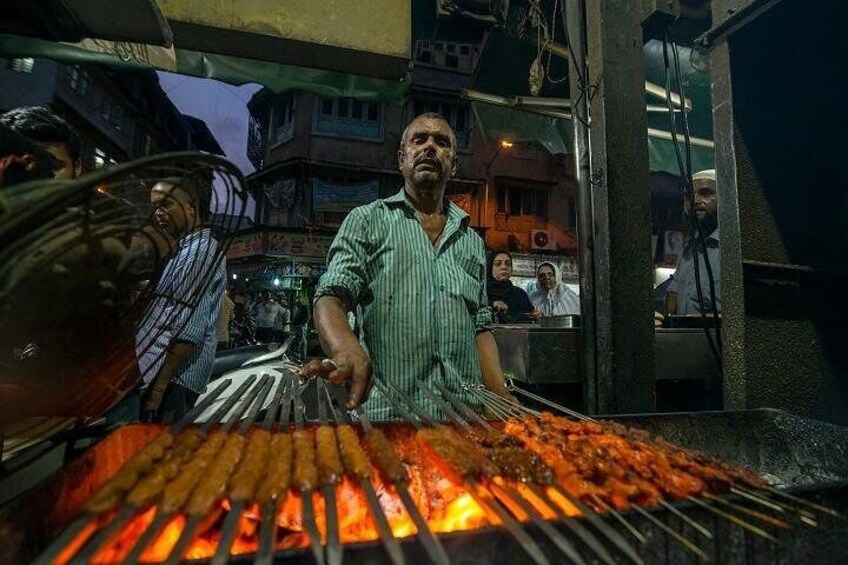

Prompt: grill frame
[2,408,847,564]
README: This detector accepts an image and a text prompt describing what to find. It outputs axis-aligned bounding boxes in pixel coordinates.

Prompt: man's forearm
[476,331,509,396]
[149,340,194,394]
[314,295,359,356]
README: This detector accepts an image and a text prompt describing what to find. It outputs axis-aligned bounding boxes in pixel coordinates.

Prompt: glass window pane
[352,99,363,119]
[321,99,333,115]
[509,186,521,215]
[367,103,378,121]
[537,189,548,218]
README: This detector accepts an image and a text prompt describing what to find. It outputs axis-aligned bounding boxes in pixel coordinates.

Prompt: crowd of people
[1,104,720,424]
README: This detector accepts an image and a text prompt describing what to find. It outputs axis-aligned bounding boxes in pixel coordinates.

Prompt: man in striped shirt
[136,172,225,422]
[306,113,512,420]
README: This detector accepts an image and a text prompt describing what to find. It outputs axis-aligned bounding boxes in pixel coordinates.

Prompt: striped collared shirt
[316,188,492,421]
[136,228,225,393]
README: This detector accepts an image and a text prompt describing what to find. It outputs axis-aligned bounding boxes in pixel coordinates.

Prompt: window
[497,182,549,218]
[269,95,295,145]
[413,99,471,149]
[7,58,34,73]
[65,65,92,96]
[315,97,382,140]
[414,41,479,71]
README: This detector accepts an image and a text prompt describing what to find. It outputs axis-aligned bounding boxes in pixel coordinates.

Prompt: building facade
[244,37,579,266]
[0,57,222,172]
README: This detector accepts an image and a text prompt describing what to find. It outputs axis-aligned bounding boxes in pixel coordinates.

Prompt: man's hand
[493,300,508,313]
[301,342,373,409]
[654,311,665,327]
[141,382,168,421]
[528,309,543,320]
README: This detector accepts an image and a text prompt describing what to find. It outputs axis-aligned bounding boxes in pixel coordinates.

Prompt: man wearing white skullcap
[666,169,721,316]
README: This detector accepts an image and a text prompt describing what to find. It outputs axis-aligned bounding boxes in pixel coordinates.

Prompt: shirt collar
[384,187,470,226]
[178,227,211,248]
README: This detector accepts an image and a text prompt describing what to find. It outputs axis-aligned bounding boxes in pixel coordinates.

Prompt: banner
[313,178,378,212]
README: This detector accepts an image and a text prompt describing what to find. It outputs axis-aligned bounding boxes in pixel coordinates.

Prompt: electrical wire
[661,32,722,366]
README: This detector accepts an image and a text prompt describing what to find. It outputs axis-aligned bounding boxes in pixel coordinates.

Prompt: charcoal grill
[1,376,846,565]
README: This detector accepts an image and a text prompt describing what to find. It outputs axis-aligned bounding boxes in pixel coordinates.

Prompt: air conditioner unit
[530,229,557,251]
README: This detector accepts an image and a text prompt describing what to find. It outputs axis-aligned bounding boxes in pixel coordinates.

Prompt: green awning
[471,101,573,154]
[471,101,714,175]
[0,34,410,104]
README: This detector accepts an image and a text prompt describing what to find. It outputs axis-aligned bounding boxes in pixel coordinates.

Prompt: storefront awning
[0,34,410,104]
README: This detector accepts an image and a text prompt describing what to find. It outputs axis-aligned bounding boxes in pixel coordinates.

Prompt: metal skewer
[507,382,593,421]
[294,381,327,565]
[419,382,593,564]
[71,377,248,565]
[163,375,274,565]
[589,495,648,545]
[353,403,450,565]
[703,493,791,530]
[761,486,846,521]
[630,505,709,562]
[34,378,234,565]
[120,374,264,565]
[730,486,819,526]
[658,500,714,539]
[316,379,343,565]
[320,380,407,565]
[254,372,298,565]
[212,374,290,565]
[687,496,777,541]
[457,383,646,564]
[375,379,551,565]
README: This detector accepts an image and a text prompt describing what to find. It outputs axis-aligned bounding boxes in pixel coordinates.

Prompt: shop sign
[227,232,263,258]
[266,232,334,258]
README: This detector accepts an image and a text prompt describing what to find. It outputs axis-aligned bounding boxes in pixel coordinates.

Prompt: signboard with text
[265,231,334,258]
[227,232,264,258]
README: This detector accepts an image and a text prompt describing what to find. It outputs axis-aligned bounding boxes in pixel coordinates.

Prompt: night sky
[157,71,261,217]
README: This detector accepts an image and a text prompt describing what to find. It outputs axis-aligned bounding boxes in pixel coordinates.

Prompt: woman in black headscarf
[486,251,539,323]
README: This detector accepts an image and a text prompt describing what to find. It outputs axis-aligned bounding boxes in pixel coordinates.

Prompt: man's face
[397,117,457,189]
[537,265,557,290]
[43,142,75,180]
[492,253,513,282]
[150,182,196,237]
[685,178,718,222]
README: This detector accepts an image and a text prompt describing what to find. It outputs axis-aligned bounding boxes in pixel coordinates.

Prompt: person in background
[487,251,540,323]
[272,296,291,343]
[136,172,225,422]
[304,113,513,417]
[0,106,81,179]
[525,261,580,316]
[665,169,721,318]
[253,290,283,343]
[216,287,235,350]
[0,121,58,187]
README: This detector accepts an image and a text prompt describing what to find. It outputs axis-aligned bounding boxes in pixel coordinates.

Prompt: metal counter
[493,325,721,384]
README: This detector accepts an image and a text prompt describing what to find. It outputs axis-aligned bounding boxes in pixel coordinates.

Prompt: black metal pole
[563,0,597,414]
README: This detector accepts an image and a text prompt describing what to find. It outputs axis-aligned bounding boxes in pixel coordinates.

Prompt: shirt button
[440,285,445,292]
